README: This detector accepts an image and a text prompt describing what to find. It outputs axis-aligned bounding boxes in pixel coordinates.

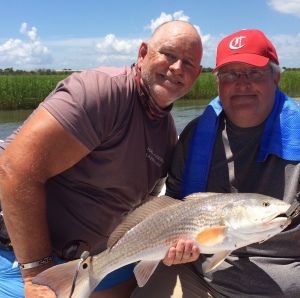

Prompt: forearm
[0,107,90,283]
[0,176,53,279]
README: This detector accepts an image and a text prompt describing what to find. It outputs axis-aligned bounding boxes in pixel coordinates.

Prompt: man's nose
[236,73,251,87]
[170,59,183,74]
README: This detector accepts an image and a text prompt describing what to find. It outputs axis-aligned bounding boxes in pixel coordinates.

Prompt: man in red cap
[132,29,300,297]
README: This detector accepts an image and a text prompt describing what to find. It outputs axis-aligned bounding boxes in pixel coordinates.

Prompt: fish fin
[205,250,231,272]
[108,196,182,248]
[32,257,100,298]
[134,260,160,287]
[195,226,227,246]
[184,192,223,202]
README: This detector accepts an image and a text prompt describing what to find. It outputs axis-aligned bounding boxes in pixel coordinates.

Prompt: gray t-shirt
[166,112,300,298]
[1,66,177,258]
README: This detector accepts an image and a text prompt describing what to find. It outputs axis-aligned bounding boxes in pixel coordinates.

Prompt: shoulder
[179,116,200,145]
[81,66,133,79]
[49,66,136,106]
[63,66,134,90]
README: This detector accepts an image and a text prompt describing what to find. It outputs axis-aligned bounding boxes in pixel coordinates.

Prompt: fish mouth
[256,215,291,243]
[263,211,291,230]
[275,213,292,229]
[262,211,284,223]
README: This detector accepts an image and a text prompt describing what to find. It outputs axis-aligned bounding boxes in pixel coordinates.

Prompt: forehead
[152,23,200,47]
[219,63,268,72]
[152,32,201,59]
[153,30,198,46]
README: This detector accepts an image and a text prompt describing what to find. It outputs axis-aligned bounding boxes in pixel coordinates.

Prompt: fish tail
[32,257,101,298]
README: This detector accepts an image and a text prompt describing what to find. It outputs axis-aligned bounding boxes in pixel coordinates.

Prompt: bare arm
[0,107,90,293]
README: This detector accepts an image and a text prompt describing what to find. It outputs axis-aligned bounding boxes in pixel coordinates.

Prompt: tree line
[0,68,75,75]
[1,67,300,76]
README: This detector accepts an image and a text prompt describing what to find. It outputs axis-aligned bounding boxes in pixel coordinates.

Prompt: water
[171,99,211,133]
[0,98,299,141]
[0,99,210,141]
[0,109,33,140]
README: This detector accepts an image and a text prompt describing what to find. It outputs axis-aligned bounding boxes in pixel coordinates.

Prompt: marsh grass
[279,70,300,97]
[0,71,299,109]
[0,75,67,109]
[184,72,218,100]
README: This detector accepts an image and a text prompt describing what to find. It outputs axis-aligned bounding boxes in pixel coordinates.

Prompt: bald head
[149,21,203,61]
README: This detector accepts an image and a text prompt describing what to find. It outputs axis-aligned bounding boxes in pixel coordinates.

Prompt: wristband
[18,255,53,270]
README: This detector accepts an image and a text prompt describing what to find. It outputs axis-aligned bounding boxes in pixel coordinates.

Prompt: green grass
[0,75,67,109]
[279,70,300,97]
[0,70,299,110]
[183,72,218,100]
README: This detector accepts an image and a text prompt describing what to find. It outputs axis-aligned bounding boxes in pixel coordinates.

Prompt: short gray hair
[269,61,282,74]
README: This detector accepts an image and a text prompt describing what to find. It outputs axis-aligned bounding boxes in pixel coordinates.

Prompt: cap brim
[212,53,269,73]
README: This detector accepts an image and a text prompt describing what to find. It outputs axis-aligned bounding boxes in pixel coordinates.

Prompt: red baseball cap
[212,29,279,73]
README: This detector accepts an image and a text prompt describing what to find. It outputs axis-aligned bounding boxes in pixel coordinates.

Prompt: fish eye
[82,263,88,269]
[262,201,270,207]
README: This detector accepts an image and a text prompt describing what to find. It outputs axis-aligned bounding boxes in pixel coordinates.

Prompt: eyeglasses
[62,240,91,261]
[217,69,272,83]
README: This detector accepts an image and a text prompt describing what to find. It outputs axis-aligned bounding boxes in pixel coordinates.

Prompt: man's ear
[197,65,203,77]
[137,42,148,68]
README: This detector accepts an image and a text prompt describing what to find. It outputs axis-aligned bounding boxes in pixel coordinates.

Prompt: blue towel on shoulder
[181,88,300,198]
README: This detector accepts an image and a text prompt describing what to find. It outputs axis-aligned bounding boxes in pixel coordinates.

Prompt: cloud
[0,12,212,70]
[94,34,141,64]
[145,11,190,33]
[2,10,300,71]
[270,34,300,67]
[143,11,209,46]
[267,0,300,17]
[93,10,212,66]
[0,23,52,69]
[20,23,37,41]
[93,34,143,66]
[95,34,142,54]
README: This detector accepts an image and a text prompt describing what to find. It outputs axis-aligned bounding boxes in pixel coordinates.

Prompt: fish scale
[33,192,291,298]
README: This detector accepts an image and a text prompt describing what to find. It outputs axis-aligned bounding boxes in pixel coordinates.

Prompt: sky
[0,0,300,71]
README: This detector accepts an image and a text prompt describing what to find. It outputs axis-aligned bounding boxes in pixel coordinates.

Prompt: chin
[156,100,172,109]
[153,93,177,107]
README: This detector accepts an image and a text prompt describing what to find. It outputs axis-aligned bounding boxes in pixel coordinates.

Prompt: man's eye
[184,60,194,67]
[248,70,263,78]
[249,70,261,75]
[164,53,175,59]
[227,72,238,78]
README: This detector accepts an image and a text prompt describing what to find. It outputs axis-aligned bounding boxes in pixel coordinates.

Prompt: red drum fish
[33,192,291,297]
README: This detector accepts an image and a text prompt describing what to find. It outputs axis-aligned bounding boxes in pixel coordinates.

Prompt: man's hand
[24,279,56,298]
[163,240,200,266]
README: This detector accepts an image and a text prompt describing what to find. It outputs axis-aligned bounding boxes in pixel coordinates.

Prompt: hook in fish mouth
[280,217,292,229]
[270,212,291,230]
[268,210,292,230]
[261,209,291,230]
[262,210,287,223]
